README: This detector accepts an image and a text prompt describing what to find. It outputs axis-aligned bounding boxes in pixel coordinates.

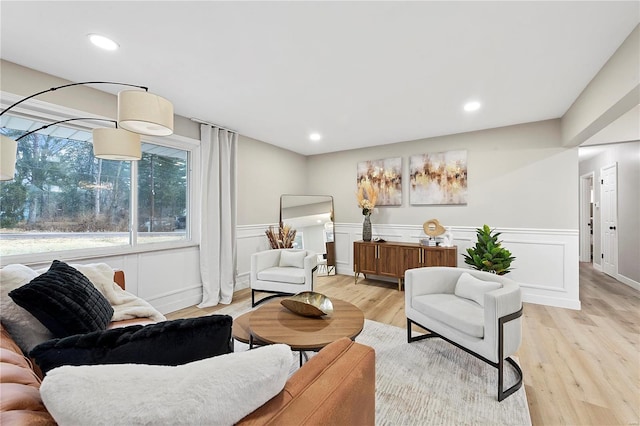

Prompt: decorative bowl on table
[280,291,334,317]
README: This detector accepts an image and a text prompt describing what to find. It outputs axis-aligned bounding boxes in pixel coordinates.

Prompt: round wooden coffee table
[233,297,364,354]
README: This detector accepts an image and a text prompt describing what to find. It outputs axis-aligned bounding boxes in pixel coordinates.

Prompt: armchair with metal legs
[405,267,524,401]
[250,249,317,307]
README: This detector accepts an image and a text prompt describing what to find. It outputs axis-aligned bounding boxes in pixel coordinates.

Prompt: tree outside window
[0,119,189,257]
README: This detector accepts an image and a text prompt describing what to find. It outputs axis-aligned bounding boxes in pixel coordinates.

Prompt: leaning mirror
[280,195,335,275]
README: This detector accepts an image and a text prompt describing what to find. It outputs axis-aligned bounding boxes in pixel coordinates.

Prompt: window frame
[0,92,201,266]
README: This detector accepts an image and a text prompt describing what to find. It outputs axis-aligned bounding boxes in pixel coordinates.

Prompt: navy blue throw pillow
[9,260,114,338]
[30,315,234,374]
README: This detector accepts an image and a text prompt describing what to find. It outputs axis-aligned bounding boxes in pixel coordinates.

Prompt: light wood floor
[167,263,640,426]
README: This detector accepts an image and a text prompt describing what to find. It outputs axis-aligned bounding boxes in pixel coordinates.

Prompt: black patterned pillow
[30,315,234,373]
[9,260,114,338]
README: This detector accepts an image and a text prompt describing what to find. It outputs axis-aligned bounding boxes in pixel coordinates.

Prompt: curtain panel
[198,124,237,307]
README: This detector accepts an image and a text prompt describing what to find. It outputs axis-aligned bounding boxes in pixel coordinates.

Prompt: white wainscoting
[242,223,581,311]
[17,226,272,316]
[23,224,578,315]
[236,224,275,291]
[20,245,203,315]
[160,224,579,312]
[333,223,580,310]
[133,246,202,314]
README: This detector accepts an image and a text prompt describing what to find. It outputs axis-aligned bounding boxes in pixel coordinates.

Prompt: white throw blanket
[26,262,166,323]
[40,344,292,426]
[65,263,166,322]
[1,262,165,354]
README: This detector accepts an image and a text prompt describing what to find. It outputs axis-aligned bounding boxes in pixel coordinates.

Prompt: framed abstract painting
[409,150,467,205]
[356,157,402,206]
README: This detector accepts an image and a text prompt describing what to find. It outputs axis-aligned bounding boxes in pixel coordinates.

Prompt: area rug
[213,300,531,426]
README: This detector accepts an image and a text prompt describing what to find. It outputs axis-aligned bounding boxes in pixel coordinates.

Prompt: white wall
[0,60,200,140]
[1,60,592,312]
[579,141,640,289]
[236,135,308,226]
[561,25,639,147]
[234,119,581,309]
[301,119,581,308]
[330,223,579,309]
[306,119,577,228]
[564,24,639,291]
[20,246,203,315]
[233,137,309,290]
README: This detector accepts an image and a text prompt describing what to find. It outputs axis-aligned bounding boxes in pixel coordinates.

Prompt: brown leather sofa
[238,337,375,425]
[1,271,376,425]
[1,325,375,425]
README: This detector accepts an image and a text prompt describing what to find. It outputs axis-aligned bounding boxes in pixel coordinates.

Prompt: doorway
[579,172,594,263]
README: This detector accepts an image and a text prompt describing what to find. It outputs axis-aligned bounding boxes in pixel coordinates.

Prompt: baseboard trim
[617,274,640,291]
[235,272,250,291]
[154,292,202,315]
[523,293,581,310]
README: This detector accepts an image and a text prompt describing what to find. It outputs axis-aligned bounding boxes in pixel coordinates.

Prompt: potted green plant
[463,225,515,275]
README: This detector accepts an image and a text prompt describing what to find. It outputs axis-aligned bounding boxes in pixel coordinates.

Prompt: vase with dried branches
[356,182,379,242]
[265,223,297,249]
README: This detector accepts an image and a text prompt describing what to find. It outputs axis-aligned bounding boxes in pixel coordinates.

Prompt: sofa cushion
[40,344,292,426]
[279,250,306,268]
[9,261,114,338]
[257,267,306,284]
[30,315,233,374]
[454,272,502,307]
[413,293,485,338]
[0,264,55,354]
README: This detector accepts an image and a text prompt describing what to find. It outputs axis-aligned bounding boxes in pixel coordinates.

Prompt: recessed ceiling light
[464,101,481,112]
[309,132,322,141]
[88,34,119,51]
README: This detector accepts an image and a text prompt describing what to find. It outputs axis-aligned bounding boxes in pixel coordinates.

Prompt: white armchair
[405,267,523,401]
[250,249,318,307]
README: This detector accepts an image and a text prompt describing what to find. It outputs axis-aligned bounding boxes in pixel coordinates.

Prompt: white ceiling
[1,1,638,155]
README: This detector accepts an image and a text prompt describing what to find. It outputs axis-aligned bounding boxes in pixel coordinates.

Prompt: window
[0,114,191,258]
[137,144,188,244]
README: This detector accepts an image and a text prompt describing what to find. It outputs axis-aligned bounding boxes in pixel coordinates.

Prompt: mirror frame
[279,194,335,269]
[280,194,334,224]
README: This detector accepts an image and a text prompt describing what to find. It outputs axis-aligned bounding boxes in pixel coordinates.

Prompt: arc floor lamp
[0,81,174,181]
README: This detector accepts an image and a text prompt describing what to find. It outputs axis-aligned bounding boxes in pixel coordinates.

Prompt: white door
[601,163,618,278]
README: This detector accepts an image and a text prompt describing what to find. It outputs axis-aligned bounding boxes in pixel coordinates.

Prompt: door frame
[600,163,618,278]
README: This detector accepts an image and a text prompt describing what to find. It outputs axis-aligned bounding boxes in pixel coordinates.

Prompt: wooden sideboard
[353,241,458,291]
